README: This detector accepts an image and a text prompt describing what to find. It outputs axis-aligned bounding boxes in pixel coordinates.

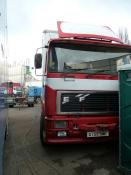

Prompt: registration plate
[87,131,109,138]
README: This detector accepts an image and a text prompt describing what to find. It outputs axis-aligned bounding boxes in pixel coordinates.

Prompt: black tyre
[31,104,34,107]
[28,104,30,107]
[9,104,14,108]
[40,114,46,145]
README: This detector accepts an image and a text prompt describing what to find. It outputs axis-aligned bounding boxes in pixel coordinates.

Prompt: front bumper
[44,116,119,144]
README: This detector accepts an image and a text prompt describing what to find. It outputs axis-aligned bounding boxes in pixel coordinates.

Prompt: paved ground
[4,105,123,175]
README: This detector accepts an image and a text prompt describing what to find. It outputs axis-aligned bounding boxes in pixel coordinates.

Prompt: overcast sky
[7,0,131,66]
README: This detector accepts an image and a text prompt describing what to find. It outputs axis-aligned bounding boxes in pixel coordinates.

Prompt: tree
[118,27,130,44]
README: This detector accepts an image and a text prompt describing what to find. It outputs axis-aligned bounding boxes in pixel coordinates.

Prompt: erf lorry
[1,81,15,108]
[35,21,131,144]
[1,81,22,107]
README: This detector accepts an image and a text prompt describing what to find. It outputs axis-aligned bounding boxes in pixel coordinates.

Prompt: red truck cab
[35,21,131,144]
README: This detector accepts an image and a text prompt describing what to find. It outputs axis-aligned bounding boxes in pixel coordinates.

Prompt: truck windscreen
[48,43,131,74]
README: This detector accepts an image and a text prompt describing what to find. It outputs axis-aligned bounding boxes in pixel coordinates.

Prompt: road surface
[4,105,123,175]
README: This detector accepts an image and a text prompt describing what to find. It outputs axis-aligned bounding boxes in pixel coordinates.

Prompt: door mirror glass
[34,53,42,69]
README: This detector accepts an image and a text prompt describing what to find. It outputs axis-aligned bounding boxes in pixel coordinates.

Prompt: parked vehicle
[27,86,42,105]
[35,21,131,144]
[1,82,22,108]
[13,83,22,97]
[1,82,15,108]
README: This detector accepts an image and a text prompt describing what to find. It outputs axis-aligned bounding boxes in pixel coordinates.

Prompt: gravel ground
[3,105,123,175]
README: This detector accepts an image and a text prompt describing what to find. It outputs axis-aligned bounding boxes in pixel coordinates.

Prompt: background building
[8,62,25,85]
[8,59,41,87]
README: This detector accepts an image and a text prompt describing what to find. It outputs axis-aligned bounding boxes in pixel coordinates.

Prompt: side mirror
[34,53,42,69]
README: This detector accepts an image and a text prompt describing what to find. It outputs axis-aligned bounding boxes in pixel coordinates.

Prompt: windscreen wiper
[93,69,117,75]
[63,68,117,75]
[64,67,90,71]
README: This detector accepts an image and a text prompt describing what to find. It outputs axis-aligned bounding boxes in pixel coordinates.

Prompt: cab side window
[48,47,58,72]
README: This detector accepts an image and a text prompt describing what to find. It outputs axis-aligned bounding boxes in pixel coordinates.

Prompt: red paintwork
[40,22,131,144]
[47,72,118,80]
[1,81,21,95]
[7,88,13,94]
[49,37,131,50]
[41,79,119,144]
[44,114,118,144]
[42,52,119,144]
[44,86,57,115]
[13,83,21,87]
[1,82,13,95]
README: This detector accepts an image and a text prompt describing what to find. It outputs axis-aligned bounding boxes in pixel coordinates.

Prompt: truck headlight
[54,121,67,129]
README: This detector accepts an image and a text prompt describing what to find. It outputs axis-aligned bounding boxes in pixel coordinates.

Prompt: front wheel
[40,114,46,146]
[28,104,30,107]
[9,104,14,108]
[31,104,34,107]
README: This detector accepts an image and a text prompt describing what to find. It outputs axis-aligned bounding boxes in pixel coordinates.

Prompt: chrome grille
[57,91,119,115]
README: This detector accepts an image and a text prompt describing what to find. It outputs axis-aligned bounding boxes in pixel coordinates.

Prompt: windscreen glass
[48,43,131,74]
